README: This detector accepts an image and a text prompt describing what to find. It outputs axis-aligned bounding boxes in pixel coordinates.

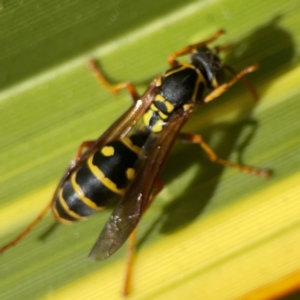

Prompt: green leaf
[1,0,300,299]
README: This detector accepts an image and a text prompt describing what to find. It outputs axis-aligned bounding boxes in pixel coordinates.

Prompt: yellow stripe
[87,156,125,195]
[164,63,188,77]
[71,173,102,209]
[57,188,83,220]
[158,110,168,120]
[51,203,68,223]
[119,136,142,156]
[150,103,158,111]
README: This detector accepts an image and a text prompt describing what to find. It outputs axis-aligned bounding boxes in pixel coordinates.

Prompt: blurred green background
[0,1,300,299]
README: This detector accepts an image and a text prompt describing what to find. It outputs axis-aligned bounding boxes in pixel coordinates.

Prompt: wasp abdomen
[53,134,148,222]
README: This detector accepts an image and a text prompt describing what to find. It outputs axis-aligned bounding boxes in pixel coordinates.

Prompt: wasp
[0,30,271,295]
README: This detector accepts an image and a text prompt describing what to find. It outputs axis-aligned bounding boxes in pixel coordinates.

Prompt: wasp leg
[168,29,225,67]
[214,44,230,54]
[88,59,140,101]
[0,140,100,254]
[123,227,137,297]
[212,44,258,99]
[74,140,95,159]
[180,133,272,178]
[203,64,259,103]
[0,201,53,254]
[223,65,259,101]
[123,178,164,296]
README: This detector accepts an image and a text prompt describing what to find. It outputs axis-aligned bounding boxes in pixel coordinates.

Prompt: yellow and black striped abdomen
[53,134,148,222]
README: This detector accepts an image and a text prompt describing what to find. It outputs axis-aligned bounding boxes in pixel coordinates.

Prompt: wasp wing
[78,82,159,162]
[89,106,194,260]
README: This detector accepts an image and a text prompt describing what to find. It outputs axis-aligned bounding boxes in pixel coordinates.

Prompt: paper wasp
[0,30,271,295]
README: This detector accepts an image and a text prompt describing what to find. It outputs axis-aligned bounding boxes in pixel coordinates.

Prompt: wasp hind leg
[0,201,53,254]
[88,59,140,101]
[0,140,99,254]
[74,140,96,159]
[123,178,164,296]
[180,133,272,178]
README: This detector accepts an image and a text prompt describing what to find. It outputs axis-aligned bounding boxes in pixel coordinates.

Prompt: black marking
[161,67,198,107]
[54,197,79,222]
[62,179,98,216]
[55,134,149,221]
[76,163,119,206]
[92,141,139,189]
[196,81,206,100]
[130,133,149,148]
[148,111,163,128]
[191,46,223,88]
[154,99,171,115]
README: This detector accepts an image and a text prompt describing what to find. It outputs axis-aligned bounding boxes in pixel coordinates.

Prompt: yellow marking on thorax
[101,146,115,157]
[70,173,102,209]
[155,94,166,102]
[154,94,174,113]
[88,156,126,195]
[126,168,135,180]
[120,136,141,155]
[164,100,174,113]
[150,103,158,111]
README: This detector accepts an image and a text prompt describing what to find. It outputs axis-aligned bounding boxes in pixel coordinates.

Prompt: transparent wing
[89,106,194,260]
